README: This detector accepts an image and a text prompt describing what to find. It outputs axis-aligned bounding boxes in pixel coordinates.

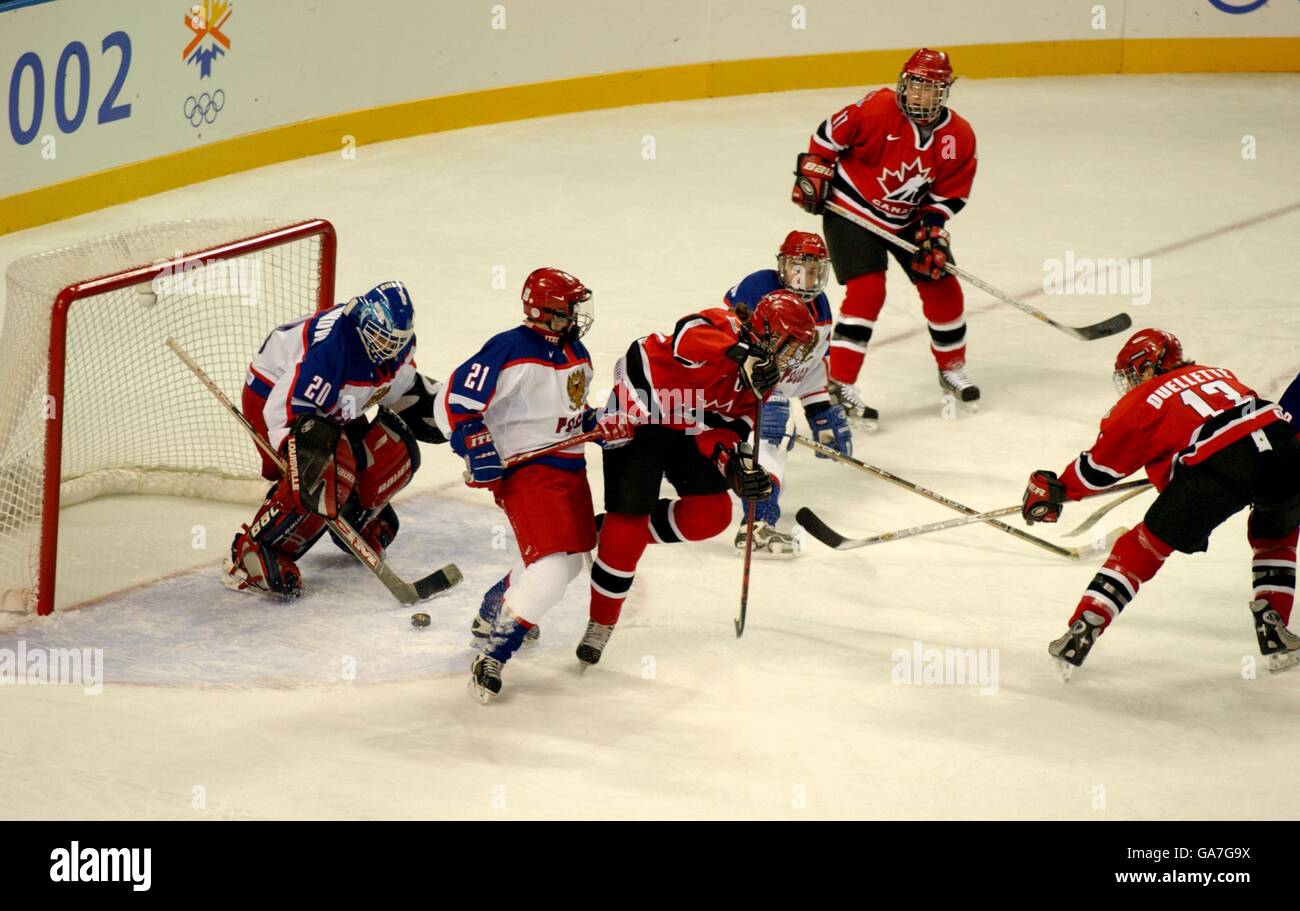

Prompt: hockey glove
[909,216,952,281]
[805,401,852,458]
[283,414,357,519]
[792,152,835,215]
[1022,469,1066,524]
[721,441,774,502]
[725,337,781,398]
[760,392,792,450]
[451,418,503,489]
[584,406,636,449]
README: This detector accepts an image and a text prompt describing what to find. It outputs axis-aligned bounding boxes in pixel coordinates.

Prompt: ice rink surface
[0,73,1297,819]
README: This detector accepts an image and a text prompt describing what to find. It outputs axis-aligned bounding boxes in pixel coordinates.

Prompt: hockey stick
[824,201,1132,342]
[736,396,761,639]
[796,479,1149,552]
[501,429,604,469]
[790,434,1079,559]
[165,338,462,604]
[1063,482,1152,538]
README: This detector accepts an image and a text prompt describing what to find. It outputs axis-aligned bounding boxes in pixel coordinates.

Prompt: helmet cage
[777,253,830,300]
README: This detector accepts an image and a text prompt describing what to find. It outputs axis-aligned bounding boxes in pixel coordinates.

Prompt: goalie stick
[824,201,1132,342]
[166,337,462,605]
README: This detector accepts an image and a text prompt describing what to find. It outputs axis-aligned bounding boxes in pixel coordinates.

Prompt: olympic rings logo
[183,90,226,127]
[1207,0,1268,13]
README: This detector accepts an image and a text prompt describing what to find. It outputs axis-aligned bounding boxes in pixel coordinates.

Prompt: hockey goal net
[0,219,336,615]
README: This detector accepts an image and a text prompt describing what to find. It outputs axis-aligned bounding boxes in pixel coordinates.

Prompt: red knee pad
[842,271,886,322]
[1106,523,1173,587]
[671,492,733,542]
[354,411,420,508]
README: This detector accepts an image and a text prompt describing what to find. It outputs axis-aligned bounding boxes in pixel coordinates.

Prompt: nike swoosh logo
[886,134,900,140]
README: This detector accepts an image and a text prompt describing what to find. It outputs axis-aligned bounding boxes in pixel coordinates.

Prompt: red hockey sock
[828,271,885,385]
[589,512,651,625]
[1248,513,1298,624]
[647,493,732,544]
[1069,523,1173,629]
[917,275,966,371]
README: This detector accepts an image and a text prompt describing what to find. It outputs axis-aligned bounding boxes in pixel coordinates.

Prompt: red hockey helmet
[1113,328,1189,395]
[752,289,818,376]
[776,230,830,302]
[522,267,593,343]
[896,48,953,124]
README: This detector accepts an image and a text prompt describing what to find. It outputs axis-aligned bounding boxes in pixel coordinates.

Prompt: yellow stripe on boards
[2,36,1296,237]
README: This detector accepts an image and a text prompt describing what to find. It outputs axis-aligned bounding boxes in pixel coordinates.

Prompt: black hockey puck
[411,612,431,629]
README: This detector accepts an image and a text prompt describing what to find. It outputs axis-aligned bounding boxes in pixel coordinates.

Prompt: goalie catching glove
[1022,469,1066,524]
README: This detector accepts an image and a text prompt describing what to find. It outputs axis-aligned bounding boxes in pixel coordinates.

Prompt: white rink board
[3,0,1298,196]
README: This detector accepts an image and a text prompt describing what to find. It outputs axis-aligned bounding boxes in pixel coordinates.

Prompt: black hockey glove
[724,441,773,502]
[387,372,448,444]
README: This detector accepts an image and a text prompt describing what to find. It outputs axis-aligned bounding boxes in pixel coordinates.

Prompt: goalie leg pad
[226,526,304,600]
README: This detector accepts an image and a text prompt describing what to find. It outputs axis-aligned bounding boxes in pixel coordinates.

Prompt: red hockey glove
[585,406,636,449]
[909,222,951,280]
[1022,469,1066,524]
[792,152,835,215]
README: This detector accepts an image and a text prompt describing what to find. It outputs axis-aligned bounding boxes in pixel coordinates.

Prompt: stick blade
[415,563,463,601]
[1071,312,1132,341]
[795,507,848,549]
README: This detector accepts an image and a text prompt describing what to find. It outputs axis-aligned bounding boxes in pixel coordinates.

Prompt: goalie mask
[776,230,830,302]
[522,267,594,345]
[752,290,818,377]
[896,48,953,124]
[350,281,415,364]
[1113,327,1189,396]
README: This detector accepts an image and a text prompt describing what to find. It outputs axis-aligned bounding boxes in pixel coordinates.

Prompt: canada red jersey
[1060,364,1287,499]
[809,87,977,231]
[613,308,760,448]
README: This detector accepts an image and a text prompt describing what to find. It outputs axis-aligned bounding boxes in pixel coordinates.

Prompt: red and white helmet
[896,48,953,124]
[1113,328,1189,395]
[752,290,818,377]
[776,230,830,302]
[522,267,593,344]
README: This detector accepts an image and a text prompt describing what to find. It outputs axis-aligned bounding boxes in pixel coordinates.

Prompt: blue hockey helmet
[349,281,415,364]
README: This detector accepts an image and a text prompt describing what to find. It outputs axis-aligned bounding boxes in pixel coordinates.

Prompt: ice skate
[1048,610,1107,680]
[734,520,799,557]
[468,653,504,703]
[938,366,980,410]
[576,619,616,667]
[828,381,879,431]
[1250,599,1300,674]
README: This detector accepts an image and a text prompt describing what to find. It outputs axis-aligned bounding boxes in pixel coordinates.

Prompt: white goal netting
[0,219,333,613]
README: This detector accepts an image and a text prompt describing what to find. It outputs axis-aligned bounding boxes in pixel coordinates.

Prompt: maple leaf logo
[876,158,932,204]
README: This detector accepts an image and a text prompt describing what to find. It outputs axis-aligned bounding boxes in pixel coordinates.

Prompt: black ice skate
[828,381,879,432]
[938,367,980,408]
[1048,609,1107,680]
[468,653,504,703]
[1250,599,1300,674]
[576,620,615,666]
